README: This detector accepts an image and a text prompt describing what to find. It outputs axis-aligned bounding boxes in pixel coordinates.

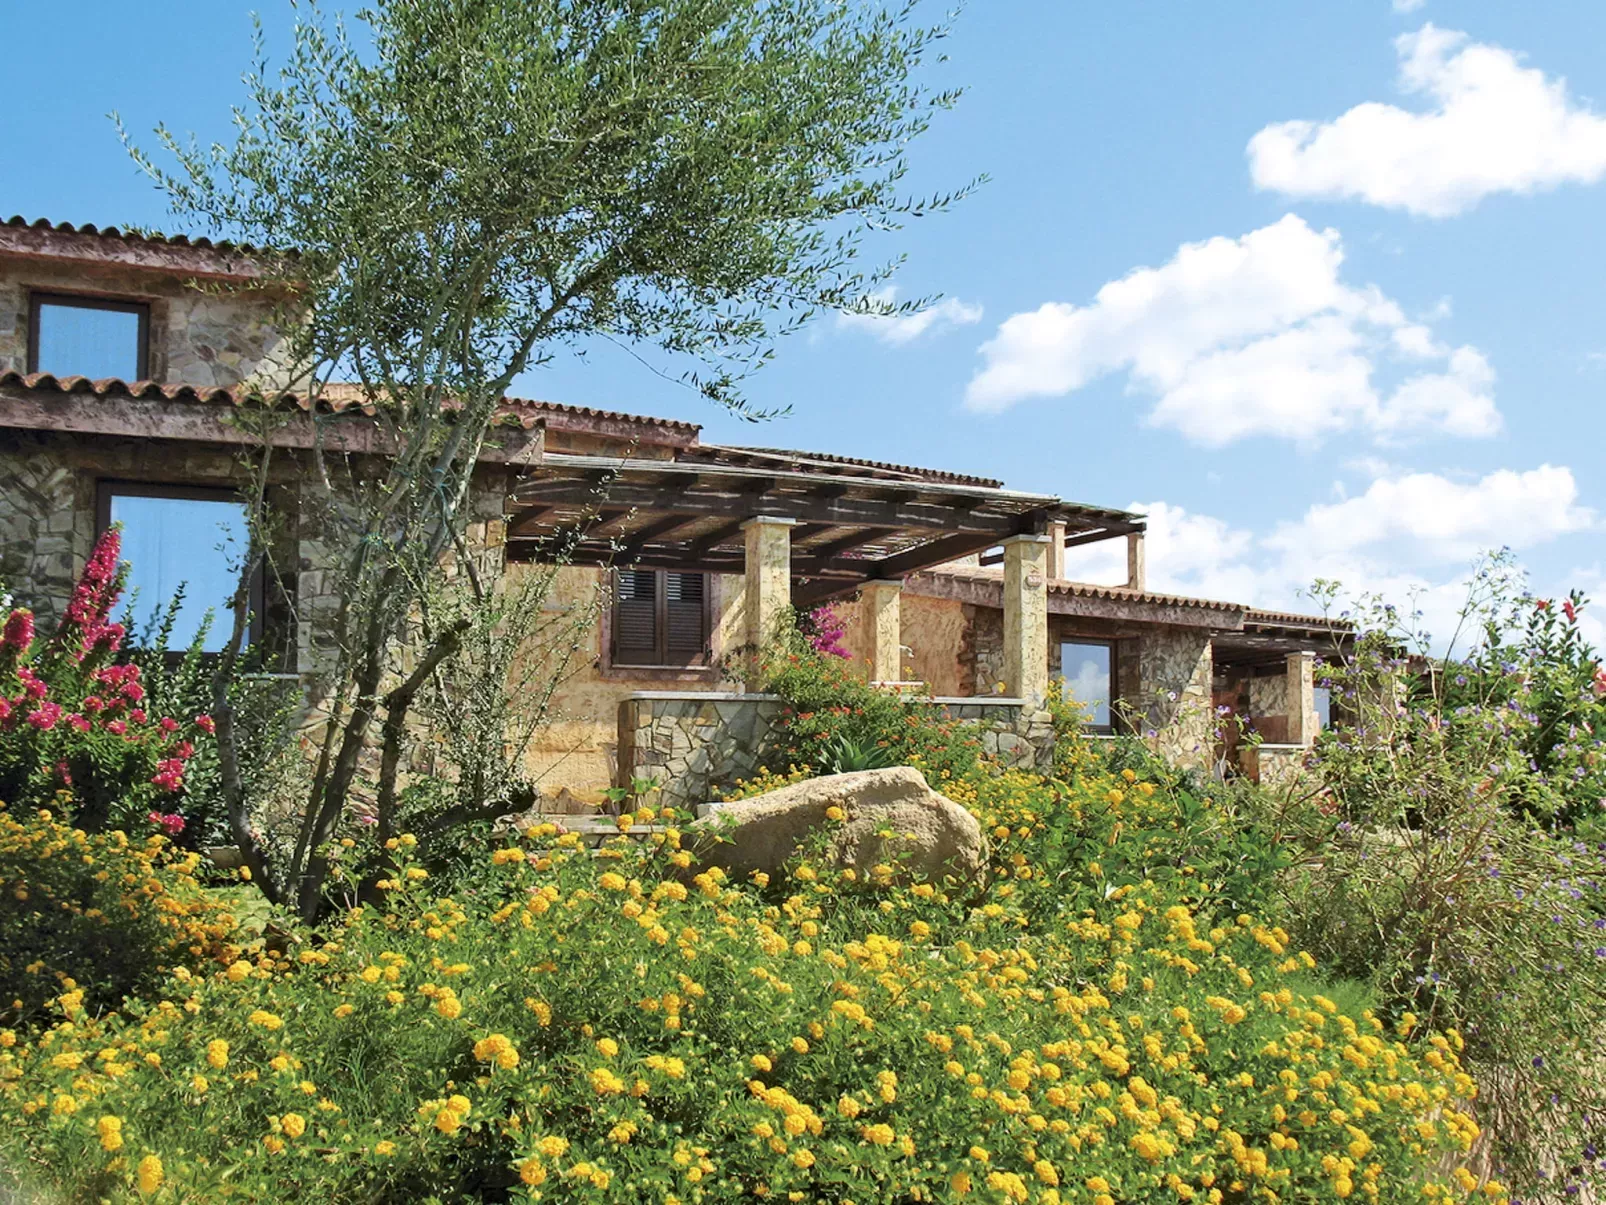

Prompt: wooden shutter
[664,572,707,665]
[613,570,659,666]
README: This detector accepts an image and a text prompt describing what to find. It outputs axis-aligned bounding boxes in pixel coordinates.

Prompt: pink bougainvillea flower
[0,608,35,655]
[25,701,62,731]
[158,716,179,734]
[151,760,186,794]
[16,667,47,700]
[1595,667,1606,699]
[129,709,147,725]
[105,719,127,736]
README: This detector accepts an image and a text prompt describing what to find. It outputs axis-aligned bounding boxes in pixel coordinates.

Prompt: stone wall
[617,692,1054,811]
[618,693,787,810]
[1135,626,1214,768]
[0,260,294,389]
[516,567,748,801]
[1242,743,1309,791]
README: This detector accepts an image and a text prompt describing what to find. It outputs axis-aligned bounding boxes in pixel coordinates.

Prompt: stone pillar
[1126,530,1147,592]
[742,517,793,687]
[1286,651,1318,747]
[861,579,903,684]
[1046,520,1067,581]
[1002,534,1050,704]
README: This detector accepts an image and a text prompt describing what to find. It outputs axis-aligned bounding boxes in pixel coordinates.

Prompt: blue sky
[6,1,1605,644]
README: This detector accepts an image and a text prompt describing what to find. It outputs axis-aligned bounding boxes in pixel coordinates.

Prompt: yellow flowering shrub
[0,765,1503,1202]
[0,806,237,1027]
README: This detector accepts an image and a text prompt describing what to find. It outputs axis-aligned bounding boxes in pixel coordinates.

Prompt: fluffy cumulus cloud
[1059,465,1596,650]
[1249,25,1606,217]
[964,215,1499,446]
[836,288,983,346]
[1264,464,1594,564]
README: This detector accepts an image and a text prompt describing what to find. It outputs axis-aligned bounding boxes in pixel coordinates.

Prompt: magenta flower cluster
[0,527,214,825]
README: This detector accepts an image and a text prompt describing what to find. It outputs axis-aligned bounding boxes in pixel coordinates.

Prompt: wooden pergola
[504,444,1142,607]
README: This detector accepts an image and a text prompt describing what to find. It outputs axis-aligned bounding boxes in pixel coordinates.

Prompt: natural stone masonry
[618,692,1055,810]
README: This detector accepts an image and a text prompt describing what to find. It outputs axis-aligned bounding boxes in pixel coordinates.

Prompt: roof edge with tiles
[914,563,1349,627]
[0,216,280,283]
[0,371,701,440]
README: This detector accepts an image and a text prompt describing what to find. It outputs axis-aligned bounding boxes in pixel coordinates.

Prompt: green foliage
[0,780,1495,1204]
[756,636,983,783]
[0,808,235,1029]
[1277,558,1606,1198]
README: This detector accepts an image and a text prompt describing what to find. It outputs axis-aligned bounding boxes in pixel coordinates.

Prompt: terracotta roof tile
[713,444,1004,489]
[920,564,1337,619]
[0,370,700,436]
[2,215,265,255]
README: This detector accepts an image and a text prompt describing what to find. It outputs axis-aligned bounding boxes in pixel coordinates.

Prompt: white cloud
[836,287,983,345]
[1265,464,1594,563]
[1058,465,1596,650]
[1393,0,1426,13]
[1249,25,1606,217]
[964,214,1498,446]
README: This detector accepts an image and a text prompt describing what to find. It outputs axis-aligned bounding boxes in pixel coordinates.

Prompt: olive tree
[125,0,971,919]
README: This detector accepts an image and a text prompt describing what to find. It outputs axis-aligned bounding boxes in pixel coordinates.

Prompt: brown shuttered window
[612,569,709,667]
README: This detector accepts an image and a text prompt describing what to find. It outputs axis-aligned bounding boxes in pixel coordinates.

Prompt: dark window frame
[28,291,152,380]
[95,481,263,649]
[1057,636,1117,734]
[609,568,712,669]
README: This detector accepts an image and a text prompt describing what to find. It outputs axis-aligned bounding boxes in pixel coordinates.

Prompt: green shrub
[0,759,1500,1203]
[756,635,984,784]
[0,807,237,1029]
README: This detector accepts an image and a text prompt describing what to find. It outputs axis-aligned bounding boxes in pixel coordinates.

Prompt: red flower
[129,708,147,725]
[1565,599,1578,623]
[105,719,127,736]
[1537,599,1551,612]
[158,716,179,734]
[151,760,186,794]
[67,714,90,733]
[0,608,34,654]
[25,702,62,731]
[195,714,216,735]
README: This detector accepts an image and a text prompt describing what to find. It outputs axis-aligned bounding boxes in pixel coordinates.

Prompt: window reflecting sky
[1059,641,1112,727]
[36,303,142,380]
[110,495,247,652]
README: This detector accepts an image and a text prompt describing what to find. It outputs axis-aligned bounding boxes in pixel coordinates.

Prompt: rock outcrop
[691,766,984,887]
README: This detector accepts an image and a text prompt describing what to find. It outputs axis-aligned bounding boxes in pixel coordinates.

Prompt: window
[1313,685,1332,731]
[612,570,709,667]
[29,294,150,381]
[98,484,253,653]
[1058,640,1114,730]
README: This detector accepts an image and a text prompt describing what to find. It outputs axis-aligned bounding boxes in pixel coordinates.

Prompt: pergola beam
[508,480,1055,537]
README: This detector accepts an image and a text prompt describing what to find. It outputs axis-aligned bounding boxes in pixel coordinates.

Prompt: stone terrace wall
[618,693,788,811]
[617,692,1056,811]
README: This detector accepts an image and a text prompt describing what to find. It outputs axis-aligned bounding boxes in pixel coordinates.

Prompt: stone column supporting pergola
[1002,533,1051,704]
[742,516,794,688]
[861,579,903,684]
[1126,530,1147,592]
[1286,650,1318,746]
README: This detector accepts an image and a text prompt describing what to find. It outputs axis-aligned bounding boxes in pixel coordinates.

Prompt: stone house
[0,217,1349,807]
